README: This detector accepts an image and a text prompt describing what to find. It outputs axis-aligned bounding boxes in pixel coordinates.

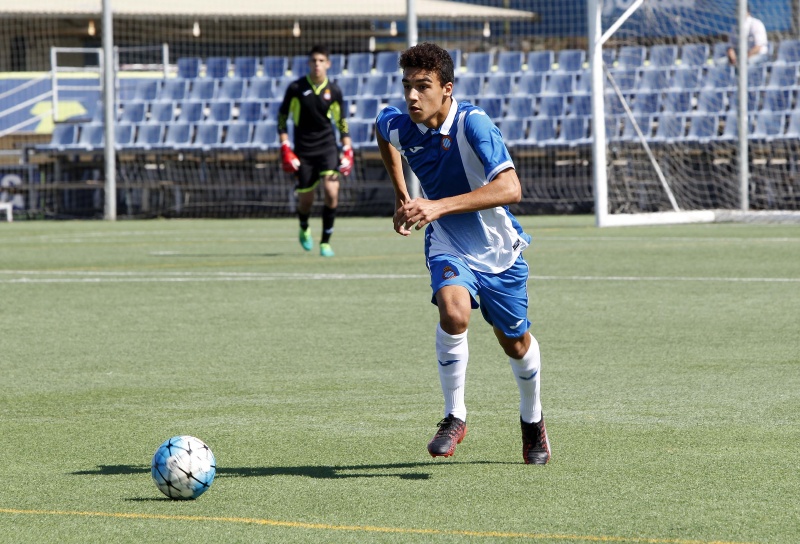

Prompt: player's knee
[439,309,469,335]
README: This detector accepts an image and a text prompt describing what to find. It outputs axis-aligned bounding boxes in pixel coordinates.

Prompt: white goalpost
[588,0,800,226]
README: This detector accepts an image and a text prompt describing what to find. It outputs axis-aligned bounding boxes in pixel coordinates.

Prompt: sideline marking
[0,507,756,544]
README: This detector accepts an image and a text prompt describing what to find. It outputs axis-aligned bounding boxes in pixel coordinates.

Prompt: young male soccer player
[375,42,550,464]
[278,45,353,258]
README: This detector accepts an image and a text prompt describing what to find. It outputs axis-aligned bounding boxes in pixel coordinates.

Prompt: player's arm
[396,167,521,232]
[278,89,300,172]
[376,131,413,236]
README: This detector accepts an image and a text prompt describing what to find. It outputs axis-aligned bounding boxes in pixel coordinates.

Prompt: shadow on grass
[73,460,512,481]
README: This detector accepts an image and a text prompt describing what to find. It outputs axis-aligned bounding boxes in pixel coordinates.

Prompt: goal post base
[599,210,800,227]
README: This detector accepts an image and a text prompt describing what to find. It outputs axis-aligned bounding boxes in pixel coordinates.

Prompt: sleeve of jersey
[376,106,402,146]
[277,85,294,135]
[331,87,349,138]
[464,111,515,182]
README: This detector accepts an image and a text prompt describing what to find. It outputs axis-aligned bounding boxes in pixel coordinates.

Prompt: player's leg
[319,171,339,257]
[295,160,318,252]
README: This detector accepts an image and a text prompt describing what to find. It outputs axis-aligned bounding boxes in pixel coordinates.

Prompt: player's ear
[442,81,453,97]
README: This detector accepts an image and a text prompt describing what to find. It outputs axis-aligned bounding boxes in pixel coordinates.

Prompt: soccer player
[375,43,550,464]
[278,45,353,257]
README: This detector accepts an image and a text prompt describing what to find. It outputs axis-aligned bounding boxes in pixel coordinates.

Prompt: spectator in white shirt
[726,8,769,66]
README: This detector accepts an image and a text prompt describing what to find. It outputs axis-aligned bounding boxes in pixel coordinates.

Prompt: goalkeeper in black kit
[278,44,353,258]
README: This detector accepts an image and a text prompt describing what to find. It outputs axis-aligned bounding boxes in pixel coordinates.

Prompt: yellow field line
[0,507,756,544]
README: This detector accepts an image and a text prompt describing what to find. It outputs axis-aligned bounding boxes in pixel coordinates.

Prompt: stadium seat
[542,73,574,95]
[246,78,277,100]
[662,91,693,114]
[558,116,590,145]
[233,56,258,79]
[752,112,785,140]
[637,69,670,92]
[605,116,622,141]
[484,74,514,97]
[538,95,565,117]
[132,124,164,150]
[386,97,407,113]
[603,48,617,66]
[704,65,736,89]
[514,73,543,95]
[262,56,289,78]
[115,124,134,149]
[608,69,638,92]
[335,75,362,99]
[781,111,800,139]
[604,92,627,116]
[194,123,221,150]
[748,65,767,89]
[465,52,493,74]
[290,55,308,77]
[617,46,646,69]
[652,114,686,141]
[620,115,653,141]
[132,80,159,102]
[177,57,201,79]
[274,76,294,98]
[647,45,677,69]
[71,124,104,150]
[455,75,484,97]
[238,101,264,123]
[352,97,380,120]
[497,51,524,74]
[696,90,725,113]
[762,89,792,112]
[346,52,373,75]
[506,96,535,119]
[375,51,401,74]
[361,74,392,98]
[162,123,193,149]
[727,90,760,111]
[347,120,374,149]
[205,57,230,79]
[526,51,554,73]
[712,42,731,63]
[680,44,709,67]
[189,80,217,101]
[767,65,798,88]
[775,39,800,65]
[670,67,700,90]
[252,121,279,150]
[159,79,189,102]
[119,102,146,124]
[475,97,503,120]
[224,123,253,150]
[208,102,232,123]
[527,117,557,145]
[148,101,175,124]
[573,72,591,95]
[447,49,463,71]
[217,78,245,101]
[631,92,661,115]
[328,54,345,77]
[686,114,718,142]
[496,118,526,146]
[556,49,585,72]
[176,101,205,124]
[720,113,743,140]
[265,99,282,120]
[569,94,592,117]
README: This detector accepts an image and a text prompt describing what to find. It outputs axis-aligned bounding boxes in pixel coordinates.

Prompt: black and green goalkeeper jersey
[277,76,349,155]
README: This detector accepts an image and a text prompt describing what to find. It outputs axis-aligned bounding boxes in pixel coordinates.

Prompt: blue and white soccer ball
[151,435,216,500]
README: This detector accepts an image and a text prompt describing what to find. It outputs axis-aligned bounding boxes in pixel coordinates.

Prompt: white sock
[435,324,468,421]
[509,333,542,424]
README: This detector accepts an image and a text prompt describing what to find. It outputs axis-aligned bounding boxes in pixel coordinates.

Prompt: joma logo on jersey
[441,135,452,150]
[442,266,458,280]
[406,146,424,154]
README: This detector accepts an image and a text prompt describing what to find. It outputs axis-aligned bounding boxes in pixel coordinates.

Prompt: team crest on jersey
[323,89,331,101]
[442,266,458,280]
[440,135,452,150]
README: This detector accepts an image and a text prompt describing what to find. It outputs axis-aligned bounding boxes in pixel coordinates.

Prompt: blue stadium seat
[662,91,693,114]
[605,116,622,141]
[335,75,362,99]
[290,55,308,76]
[238,101,263,123]
[752,111,785,140]
[246,78,276,100]
[119,102,146,124]
[696,90,725,113]
[608,69,638,92]
[265,99,282,120]
[653,114,686,141]
[347,120,374,149]
[720,113,744,140]
[620,115,653,141]
[631,92,661,115]
[647,45,677,69]
[781,111,800,138]
[637,69,670,92]
[132,124,164,150]
[115,124,134,149]
[686,114,718,142]
[208,102,232,123]
[72,124,104,150]
[538,95,565,117]
[475,97,503,120]
[177,57,201,79]
[506,96,534,119]
[542,73,574,95]
[234,57,258,79]
[133,80,159,102]
[762,89,792,112]
[727,90,760,111]
[252,121,279,150]
[194,123,222,150]
[526,51,554,73]
[176,101,205,124]
[496,118,526,146]
[224,123,253,150]
[189,80,216,101]
[262,56,289,78]
[712,42,731,63]
[680,44,709,67]
[375,51,401,74]
[767,65,798,88]
[274,76,294,98]
[352,97,380,120]
[573,72,592,95]
[465,52,493,74]
[558,116,590,145]
[217,78,245,101]
[205,57,230,79]
[387,97,407,113]
[748,65,767,89]
[527,118,557,145]
[670,67,700,90]
[704,65,736,89]
[556,49,585,72]
[346,53,373,75]
[361,74,391,98]
[328,54,345,77]
[447,49,463,71]
[604,92,627,116]
[569,94,592,117]
[158,79,189,102]
[148,101,175,124]
[484,74,514,96]
[617,46,646,69]
[775,39,800,65]
[456,75,484,96]
[603,48,617,66]
[514,73,543,95]
[497,51,524,74]
[162,123,193,149]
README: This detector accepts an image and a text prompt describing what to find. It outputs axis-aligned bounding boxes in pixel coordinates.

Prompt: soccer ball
[151,435,216,500]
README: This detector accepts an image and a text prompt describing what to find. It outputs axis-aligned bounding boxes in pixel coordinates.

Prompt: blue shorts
[428,254,531,338]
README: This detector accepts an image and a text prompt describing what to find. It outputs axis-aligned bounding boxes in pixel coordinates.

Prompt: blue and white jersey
[376,99,530,273]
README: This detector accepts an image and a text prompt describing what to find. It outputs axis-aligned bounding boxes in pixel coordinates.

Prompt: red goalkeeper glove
[339,145,354,177]
[281,141,300,173]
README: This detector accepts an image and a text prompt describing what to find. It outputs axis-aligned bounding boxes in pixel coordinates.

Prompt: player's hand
[339,145,354,177]
[394,198,441,235]
[281,141,300,173]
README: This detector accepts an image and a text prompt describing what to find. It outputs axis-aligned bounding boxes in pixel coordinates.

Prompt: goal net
[594,0,800,226]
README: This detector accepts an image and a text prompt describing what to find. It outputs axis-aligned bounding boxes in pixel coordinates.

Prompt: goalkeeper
[278,45,352,258]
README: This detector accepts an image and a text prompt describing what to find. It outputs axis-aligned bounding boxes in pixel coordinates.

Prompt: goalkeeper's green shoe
[319,243,335,258]
[299,228,313,251]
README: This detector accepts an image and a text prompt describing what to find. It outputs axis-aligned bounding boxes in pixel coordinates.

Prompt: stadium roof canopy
[0,0,536,20]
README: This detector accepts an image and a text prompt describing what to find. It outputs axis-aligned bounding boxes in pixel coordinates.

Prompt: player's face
[308,53,330,83]
[402,68,453,129]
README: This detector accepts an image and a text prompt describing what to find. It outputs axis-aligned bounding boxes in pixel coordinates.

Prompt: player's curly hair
[399,42,454,86]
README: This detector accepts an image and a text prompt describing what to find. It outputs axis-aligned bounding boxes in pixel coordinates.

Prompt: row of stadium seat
[43,110,800,154]
[169,40,800,81]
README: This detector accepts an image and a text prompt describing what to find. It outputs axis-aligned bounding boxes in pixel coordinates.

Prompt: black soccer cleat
[427,414,467,458]
[521,415,551,465]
